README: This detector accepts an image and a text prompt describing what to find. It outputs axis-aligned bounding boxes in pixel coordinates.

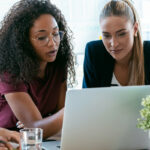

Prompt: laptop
[61,86,150,150]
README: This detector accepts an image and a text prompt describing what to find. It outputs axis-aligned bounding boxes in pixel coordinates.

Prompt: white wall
[0,0,150,88]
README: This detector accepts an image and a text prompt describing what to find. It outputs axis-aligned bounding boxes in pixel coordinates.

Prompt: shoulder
[0,73,28,95]
[84,40,113,62]
[144,41,150,54]
[144,41,150,48]
[143,41,150,84]
[85,40,105,52]
[144,41,150,60]
[85,40,107,59]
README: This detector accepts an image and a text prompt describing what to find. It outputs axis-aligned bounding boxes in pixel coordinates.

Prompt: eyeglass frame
[31,30,65,46]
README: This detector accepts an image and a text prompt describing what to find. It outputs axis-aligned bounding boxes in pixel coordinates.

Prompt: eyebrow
[36,26,58,33]
[116,29,126,33]
[102,29,127,34]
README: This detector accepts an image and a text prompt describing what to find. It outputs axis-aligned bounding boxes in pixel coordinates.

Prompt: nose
[47,35,56,47]
[110,37,119,48]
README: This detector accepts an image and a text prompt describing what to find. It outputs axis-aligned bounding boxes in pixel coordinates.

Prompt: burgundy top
[0,62,65,129]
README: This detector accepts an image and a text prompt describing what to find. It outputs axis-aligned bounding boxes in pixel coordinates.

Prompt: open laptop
[61,86,150,150]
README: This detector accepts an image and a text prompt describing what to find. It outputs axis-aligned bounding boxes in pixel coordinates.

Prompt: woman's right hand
[4,81,66,139]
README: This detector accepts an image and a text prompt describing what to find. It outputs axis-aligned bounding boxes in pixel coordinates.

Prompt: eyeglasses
[31,31,65,46]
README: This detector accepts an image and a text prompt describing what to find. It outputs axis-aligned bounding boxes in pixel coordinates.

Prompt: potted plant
[137,95,150,130]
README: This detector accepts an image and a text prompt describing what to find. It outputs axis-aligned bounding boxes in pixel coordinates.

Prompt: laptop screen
[61,86,150,150]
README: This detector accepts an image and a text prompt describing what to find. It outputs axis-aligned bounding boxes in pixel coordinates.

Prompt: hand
[16,121,24,129]
[0,136,13,150]
[0,128,21,150]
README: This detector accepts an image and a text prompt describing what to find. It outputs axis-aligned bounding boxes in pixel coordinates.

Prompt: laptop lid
[61,86,150,150]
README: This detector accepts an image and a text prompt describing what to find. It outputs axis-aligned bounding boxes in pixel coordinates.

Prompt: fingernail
[17,124,24,128]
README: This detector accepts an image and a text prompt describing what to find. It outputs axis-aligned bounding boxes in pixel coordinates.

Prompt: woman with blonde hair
[83,0,150,87]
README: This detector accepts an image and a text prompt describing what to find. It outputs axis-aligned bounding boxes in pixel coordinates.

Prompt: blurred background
[0,0,150,89]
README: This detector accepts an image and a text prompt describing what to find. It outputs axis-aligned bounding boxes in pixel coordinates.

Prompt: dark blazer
[83,40,150,88]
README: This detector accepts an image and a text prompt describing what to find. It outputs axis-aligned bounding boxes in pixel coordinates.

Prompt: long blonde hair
[100,0,145,85]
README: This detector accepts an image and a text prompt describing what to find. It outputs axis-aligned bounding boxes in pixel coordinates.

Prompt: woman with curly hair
[0,0,75,138]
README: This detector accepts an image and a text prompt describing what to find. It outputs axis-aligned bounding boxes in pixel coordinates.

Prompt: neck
[38,62,47,78]
[116,51,132,68]
[114,52,132,86]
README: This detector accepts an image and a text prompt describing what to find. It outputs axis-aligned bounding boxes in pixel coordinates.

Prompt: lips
[110,49,122,54]
[46,50,57,57]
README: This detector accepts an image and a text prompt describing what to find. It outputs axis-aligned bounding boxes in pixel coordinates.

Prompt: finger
[0,137,7,143]
[16,146,21,150]
[0,147,8,150]
[16,121,24,129]
[17,124,24,129]
[8,131,21,150]
[9,132,20,143]
[5,142,13,150]
[16,121,22,126]
[0,143,5,147]
[0,137,8,148]
[0,142,12,150]
[16,121,24,128]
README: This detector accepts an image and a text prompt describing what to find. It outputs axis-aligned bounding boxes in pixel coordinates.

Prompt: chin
[48,57,57,63]
[111,54,123,60]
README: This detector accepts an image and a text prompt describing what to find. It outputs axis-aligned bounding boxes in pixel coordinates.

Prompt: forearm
[0,129,4,136]
[5,86,66,139]
[26,108,64,139]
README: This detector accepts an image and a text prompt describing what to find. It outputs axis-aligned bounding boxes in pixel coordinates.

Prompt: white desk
[42,140,60,150]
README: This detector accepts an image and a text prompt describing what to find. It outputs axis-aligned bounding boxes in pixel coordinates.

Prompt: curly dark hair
[0,0,75,86]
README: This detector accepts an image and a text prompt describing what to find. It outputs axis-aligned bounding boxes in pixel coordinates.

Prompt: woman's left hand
[0,128,21,150]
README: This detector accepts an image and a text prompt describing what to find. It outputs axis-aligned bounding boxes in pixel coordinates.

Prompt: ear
[133,22,138,37]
